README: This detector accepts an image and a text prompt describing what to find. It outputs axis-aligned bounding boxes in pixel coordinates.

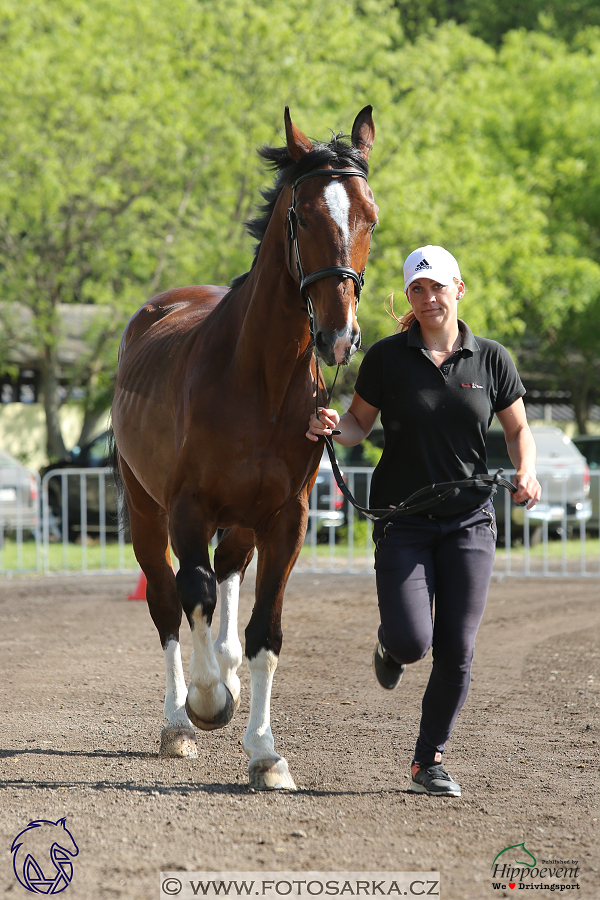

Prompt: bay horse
[111,106,377,789]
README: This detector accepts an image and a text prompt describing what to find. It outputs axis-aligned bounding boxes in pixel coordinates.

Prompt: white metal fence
[0,466,599,578]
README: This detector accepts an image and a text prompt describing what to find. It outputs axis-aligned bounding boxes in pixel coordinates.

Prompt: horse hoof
[249,758,297,791]
[159,726,198,758]
[185,684,235,731]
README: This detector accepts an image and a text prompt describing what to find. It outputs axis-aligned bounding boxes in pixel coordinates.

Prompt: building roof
[0,303,112,369]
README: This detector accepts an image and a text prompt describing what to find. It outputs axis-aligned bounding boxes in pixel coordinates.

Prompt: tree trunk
[571,392,589,436]
[78,404,110,447]
[40,347,68,462]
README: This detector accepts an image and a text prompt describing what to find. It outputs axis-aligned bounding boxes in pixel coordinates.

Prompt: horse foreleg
[241,500,307,790]
[213,528,255,709]
[244,648,296,789]
[121,460,198,759]
[170,500,235,731]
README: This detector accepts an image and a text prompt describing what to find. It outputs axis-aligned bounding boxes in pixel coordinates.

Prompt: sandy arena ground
[0,571,598,899]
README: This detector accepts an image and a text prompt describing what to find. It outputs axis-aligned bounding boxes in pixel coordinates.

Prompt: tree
[480,29,600,430]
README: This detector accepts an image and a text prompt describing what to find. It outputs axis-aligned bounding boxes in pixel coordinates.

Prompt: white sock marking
[242,648,279,764]
[163,639,193,728]
[214,573,243,702]
[188,608,228,719]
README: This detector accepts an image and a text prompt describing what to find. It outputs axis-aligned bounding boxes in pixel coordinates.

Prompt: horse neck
[231,212,316,417]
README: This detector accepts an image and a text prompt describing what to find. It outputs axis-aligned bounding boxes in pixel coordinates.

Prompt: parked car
[486,426,592,541]
[571,434,600,532]
[40,431,119,541]
[0,447,39,535]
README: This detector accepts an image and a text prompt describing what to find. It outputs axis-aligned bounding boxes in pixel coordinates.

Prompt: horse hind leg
[170,497,235,731]
[119,459,198,759]
[213,527,255,710]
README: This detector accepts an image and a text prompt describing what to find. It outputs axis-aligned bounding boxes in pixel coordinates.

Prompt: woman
[307,245,541,797]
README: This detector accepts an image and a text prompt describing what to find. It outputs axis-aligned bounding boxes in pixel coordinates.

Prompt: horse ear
[351,105,375,160]
[285,107,314,162]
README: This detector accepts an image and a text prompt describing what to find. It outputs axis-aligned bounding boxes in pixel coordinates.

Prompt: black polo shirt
[354,319,525,516]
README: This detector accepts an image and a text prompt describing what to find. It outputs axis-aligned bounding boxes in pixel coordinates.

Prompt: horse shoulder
[119,285,229,360]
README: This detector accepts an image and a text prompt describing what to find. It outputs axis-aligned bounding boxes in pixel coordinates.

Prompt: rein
[321,438,524,521]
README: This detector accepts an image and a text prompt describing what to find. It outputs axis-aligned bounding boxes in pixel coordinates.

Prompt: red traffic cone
[127,571,147,601]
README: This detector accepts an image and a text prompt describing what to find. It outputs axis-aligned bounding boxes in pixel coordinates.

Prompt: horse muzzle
[315,324,361,366]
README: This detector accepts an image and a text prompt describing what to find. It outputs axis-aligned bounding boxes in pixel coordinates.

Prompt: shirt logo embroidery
[461,382,484,389]
[414,258,432,271]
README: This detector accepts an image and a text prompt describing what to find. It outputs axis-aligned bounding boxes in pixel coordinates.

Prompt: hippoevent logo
[491,843,580,891]
[11,817,79,894]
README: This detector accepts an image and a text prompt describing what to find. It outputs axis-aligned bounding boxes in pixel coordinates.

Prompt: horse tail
[107,418,130,536]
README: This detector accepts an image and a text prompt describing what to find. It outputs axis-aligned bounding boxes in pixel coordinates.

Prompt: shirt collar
[407,318,479,352]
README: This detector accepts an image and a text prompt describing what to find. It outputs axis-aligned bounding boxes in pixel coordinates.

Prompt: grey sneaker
[410,763,461,797]
[372,642,406,690]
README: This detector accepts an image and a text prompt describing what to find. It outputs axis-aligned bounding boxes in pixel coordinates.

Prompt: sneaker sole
[409,778,461,797]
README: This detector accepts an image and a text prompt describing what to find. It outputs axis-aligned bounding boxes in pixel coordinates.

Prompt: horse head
[284,106,378,367]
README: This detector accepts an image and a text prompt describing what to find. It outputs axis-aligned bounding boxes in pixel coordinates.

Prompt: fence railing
[1,466,599,577]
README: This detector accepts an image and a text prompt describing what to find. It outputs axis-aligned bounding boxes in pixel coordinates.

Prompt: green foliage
[393,0,600,47]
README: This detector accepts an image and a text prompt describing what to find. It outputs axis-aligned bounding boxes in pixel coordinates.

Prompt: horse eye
[298,218,309,229]
[369,222,377,233]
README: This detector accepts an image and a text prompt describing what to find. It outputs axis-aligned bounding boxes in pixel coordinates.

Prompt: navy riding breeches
[373,499,497,765]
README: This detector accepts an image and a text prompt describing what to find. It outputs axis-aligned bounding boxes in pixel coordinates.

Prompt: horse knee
[176,564,217,624]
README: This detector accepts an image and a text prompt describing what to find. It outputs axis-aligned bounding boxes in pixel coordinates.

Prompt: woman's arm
[495,398,542,509]
[306,392,380,447]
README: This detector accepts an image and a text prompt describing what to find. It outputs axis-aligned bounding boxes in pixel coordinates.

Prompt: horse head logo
[11,817,79,894]
[491,842,537,871]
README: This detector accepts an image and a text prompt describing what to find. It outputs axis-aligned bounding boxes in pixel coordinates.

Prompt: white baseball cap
[403,245,461,292]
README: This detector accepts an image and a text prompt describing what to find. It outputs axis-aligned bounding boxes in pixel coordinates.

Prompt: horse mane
[229,134,369,289]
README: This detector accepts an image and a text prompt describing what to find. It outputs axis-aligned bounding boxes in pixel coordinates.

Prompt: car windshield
[573,438,600,469]
[86,434,110,466]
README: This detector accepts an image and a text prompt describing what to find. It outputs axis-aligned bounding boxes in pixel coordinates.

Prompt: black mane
[230,133,369,289]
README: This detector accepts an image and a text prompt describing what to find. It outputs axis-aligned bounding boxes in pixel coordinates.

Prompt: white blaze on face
[324,180,351,248]
[323,178,359,363]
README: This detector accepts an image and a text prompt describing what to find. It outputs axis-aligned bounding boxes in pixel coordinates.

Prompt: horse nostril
[315,330,331,356]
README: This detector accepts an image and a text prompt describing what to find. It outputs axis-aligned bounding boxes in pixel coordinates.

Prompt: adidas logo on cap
[403,245,461,291]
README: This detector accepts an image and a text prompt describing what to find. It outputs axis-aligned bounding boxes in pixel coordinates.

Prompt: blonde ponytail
[385,293,415,333]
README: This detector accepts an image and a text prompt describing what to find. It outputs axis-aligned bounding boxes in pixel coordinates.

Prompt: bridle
[287,166,370,448]
[287,167,370,343]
